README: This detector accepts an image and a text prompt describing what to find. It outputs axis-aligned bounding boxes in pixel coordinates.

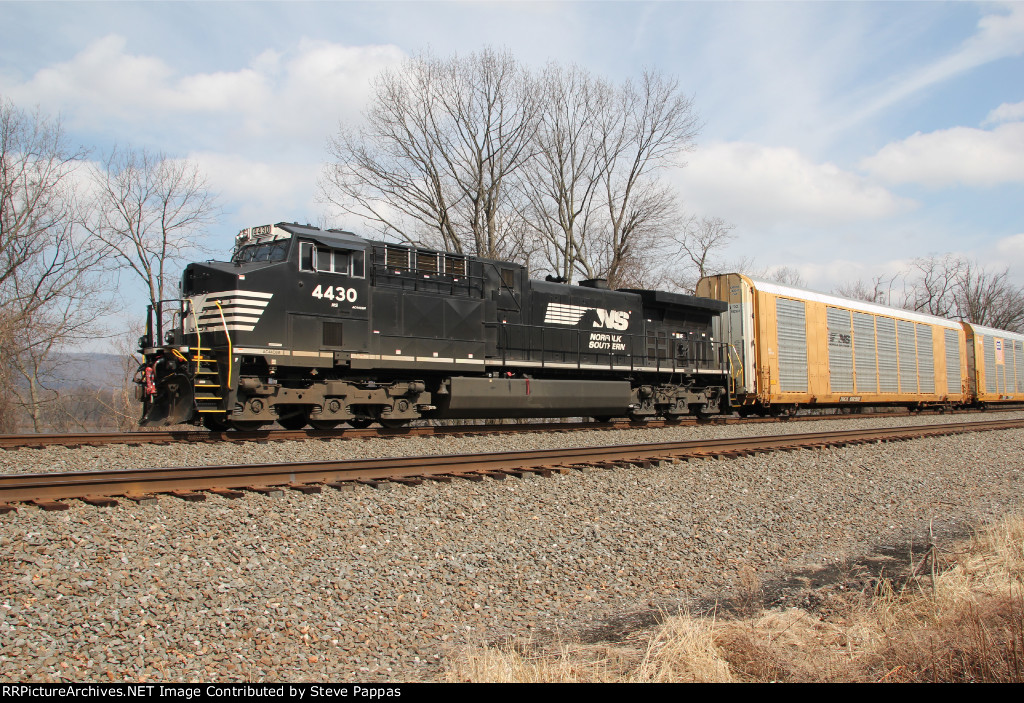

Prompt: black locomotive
[137,222,729,430]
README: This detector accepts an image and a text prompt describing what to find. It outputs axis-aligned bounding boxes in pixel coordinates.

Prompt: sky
[2,0,1023,311]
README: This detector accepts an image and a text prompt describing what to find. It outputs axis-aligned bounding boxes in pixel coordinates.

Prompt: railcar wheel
[308,420,340,430]
[277,415,309,430]
[592,416,612,423]
[202,416,232,431]
[231,420,266,431]
[347,419,372,429]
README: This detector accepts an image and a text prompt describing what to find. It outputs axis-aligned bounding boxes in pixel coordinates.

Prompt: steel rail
[0,419,661,449]
[2,418,1022,507]
[2,407,1017,450]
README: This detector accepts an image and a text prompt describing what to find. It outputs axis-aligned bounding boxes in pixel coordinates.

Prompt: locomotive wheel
[308,420,340,430]
[202,416,232,431]
[231,420,266,431]
[347,419,372,429]
[277,415,309,430]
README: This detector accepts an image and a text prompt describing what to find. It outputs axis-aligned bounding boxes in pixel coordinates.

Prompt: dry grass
[442,513,1024,682]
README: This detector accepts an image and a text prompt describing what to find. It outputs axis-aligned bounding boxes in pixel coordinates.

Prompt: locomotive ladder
[189,301,232,417]
[192,348,225,415]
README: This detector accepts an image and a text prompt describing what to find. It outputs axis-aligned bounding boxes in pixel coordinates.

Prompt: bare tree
[0,98,110,431]
[587,70,701,288]
[671,215,735,292]
[323,47,538,260]
[518,64,608,280]
[733,261,806,288]
[85,146,219,309]
[834,274,902,305]
[865,253,1024,331]
[907,254,962,317]
[954,260,1024,332]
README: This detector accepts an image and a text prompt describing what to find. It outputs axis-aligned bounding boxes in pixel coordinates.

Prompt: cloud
[995,232,1024,256]
[832,3,1024,131]
[188,151,324,231]
[861,121,1024,187]
[985,100,1024,125]
[1,34,405,151]
[677,141,915,228]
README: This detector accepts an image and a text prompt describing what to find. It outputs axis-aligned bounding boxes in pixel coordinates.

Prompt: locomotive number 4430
[311,284,358,303]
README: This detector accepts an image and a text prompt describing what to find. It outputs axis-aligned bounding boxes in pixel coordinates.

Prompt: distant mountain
[39,352,133,390]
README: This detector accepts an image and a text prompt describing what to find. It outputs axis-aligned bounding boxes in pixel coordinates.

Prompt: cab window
[233,241,289,263]
[299,241,364,277]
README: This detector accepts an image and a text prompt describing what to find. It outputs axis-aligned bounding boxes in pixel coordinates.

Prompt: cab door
[293,240,370,353]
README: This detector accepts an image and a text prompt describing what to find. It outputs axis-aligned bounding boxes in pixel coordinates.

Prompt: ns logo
[543,302,632,330]
[594,309,631,331]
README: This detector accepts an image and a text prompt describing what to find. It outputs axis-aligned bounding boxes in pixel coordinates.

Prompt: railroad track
[0,407,1013,450]
[2,417,1022,512]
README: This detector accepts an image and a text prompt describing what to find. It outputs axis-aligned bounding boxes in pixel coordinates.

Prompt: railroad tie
[123,493,159,505]
[325,481,357,491]
[81,495,119,508]
[244,486,285,498]
[0,503,15,514]
[543,465,574,474]
[445,472,485,482]
[522,467,554,477]
[289,484,323,494]
[356,479,396,490]
[168,490,207,502]
[208,488,245,499]
[28,500,69,511]
[390,477,424,486]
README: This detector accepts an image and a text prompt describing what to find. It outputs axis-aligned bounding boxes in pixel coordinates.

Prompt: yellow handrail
[189,302,202,361]
[215,300,233,391]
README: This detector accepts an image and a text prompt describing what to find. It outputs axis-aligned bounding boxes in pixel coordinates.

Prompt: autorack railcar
[962,323,1024,404]
[696,272,1023,415]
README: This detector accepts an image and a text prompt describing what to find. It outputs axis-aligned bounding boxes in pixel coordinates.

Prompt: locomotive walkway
[2,417,1022,511]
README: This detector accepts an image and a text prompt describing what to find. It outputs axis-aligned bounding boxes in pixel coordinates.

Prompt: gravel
[2,410,1023,475]
[1,412,1023,682]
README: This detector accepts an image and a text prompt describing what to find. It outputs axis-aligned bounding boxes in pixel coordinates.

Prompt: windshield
[233,240,290,263]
